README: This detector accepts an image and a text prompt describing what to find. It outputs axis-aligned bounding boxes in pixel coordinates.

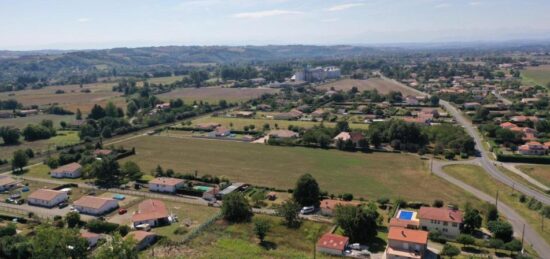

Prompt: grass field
[0,130,80,160]
[0,82,125,113]
[189,116,369,131]
[142,76,185,86]
[444,164,550,248]
[157,87,278,103]
[517,165,550,188]
[319,78,419,96]
[120,135,479,204]
[522,65,550,86]
[0,114,75,129]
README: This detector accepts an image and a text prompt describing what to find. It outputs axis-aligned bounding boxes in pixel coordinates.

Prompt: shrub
[173,226,188,235]
[432,200,444,208]
[342,193,353,201]
[86,219,119,233]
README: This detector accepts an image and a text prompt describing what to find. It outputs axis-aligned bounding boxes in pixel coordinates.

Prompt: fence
[180,211,222,244]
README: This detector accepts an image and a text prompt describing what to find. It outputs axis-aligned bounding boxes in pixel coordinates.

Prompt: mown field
[157,87,279,103]
[0,130,80,160]
[120,135,479,204]
[522,65,550,86]
[517,165,550,188]
[319,78,418,96]
[189,116,369,131]
[0,114,74,129]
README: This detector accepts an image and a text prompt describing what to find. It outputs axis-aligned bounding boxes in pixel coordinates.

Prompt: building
[418,207,463,238]
[268,130,299,139]
[155,103,170,110]
[148,177,186,193]
[208,126,231,137]
[81,232,101,247]
[73,196,119,215]
[131,199,170,228]
[405,96,419,105]
[0,111,14,119]
[93,149,113,156]
[50,162,82,178]
[125,231,157,250]
[217,182,247,199]
[463,102,481,110]
[292,66,341,82]
[28,189,68,208]
[319,199,363,216]
[316,233,349,256]
[19,109,39,116]
[500,122,518,129]
[0,176,17,192]
[389,218,421,229]
[386,227,429,259]
[518,142,548,156]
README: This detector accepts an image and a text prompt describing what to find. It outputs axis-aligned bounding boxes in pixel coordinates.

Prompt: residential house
[155,103,170,110]
[202,188,218,201]
[148,177,186,193]
[19,109,39,116]
[208,126,231,137]
[0,177,17,192]
[316,233,349,256]
[273,109,303,120]
[0,111,14,119]
[125,231,156,250]
[521,98,540,105]
[332,132,365,147]
[28,189,68,208]
[386,227,429,259]
[319,199,362,216]
[463,102,481,110]
[235,111,254,118]
[405,96,419,105]
[518,142,548,156]
[132,199,170,228]
[81,232,101,247]
[93,149,112,157]
[511,115,539,124]
[268,130,299,139]
[51,162,82,178]
[499,122,518,129]
[73,196,119,215]
[418,207,463,238]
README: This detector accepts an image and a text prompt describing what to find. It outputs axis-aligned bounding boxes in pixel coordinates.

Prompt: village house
[521,98,540,105]
[19,109,39,116]
[148,177,186,193]
[273,109,303,120]
[518,142,548,156]
[50,162,82,178]
[319,199,363,216]
[28,189,68,208]
[316,233,349,256]
[93,149,113,157]
[405,95,419,105]
[386,227,429,259]
[81,232,101,247]
[332,132,365,147]
[0,110,14,119]
[499,122,518,129]
[0,176,17,192]
[234,111,254,118]
[208,126,231,137]
[126,231,157,250]
[463,102,481,110]
[268,129,299,139]
[155,103,170,110]
[73,196,119,215]
[131,199,171,228]
[511,115,539,124]
[418,207,463,238]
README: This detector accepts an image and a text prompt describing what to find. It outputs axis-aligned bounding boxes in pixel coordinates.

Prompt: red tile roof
[28,189,65,201]
[74,196,116,209]
[418,207,463,223]
[93,149,112,156]
[132,199,169,222]
[51,162,82,173]
[149,177,184,186]
[317,233,349,251]
[388,227,428,245]
[389,218,420,228]
[0,177,16,186]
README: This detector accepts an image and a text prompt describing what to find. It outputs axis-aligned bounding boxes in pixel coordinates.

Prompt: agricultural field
[517,165,550,188]
[0,114,74,129]
[0,130,80,160]
[318,78,418,96]
[156,87,278,103]
[521,65,550,86]
[142,76,184,85]
[188,115,369,131]
[120,135,479,204]
[0,82,125,113]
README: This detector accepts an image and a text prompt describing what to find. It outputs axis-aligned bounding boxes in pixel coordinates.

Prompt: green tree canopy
[293,174,321,207]
[221,192,253,223]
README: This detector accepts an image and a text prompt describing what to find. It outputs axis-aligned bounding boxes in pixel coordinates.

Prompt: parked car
[58,202,69,209]
[135,224,151,231]
[300,206,315,214]
[118,208,127,215]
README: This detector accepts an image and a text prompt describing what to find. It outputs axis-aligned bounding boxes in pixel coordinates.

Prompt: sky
[1,0,550,50]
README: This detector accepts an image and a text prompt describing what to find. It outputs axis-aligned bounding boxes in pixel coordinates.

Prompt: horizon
[1,0,550,51]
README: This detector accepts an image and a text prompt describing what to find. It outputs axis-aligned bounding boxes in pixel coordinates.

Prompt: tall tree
[11,150,28,174]
[92,157,122,187]
[293,174,321,207]
[31,226,87,259]
[75,108,82,120]
[95,232,137,259]
[0,127,20,145]
[221,192,253,223]
[334,203,379,243]
[463,208,482,234]
[253,218,271,244]
[276,199,301,228]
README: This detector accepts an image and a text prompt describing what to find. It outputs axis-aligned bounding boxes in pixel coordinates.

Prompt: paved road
[492,90,513,105]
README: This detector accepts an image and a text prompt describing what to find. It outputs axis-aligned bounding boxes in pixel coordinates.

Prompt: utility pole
[495,190,499,208]
[521,223,525,249]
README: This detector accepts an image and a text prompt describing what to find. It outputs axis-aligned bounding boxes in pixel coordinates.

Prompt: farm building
[0,176,17,192]
[386,227,429,259]
[73,196,119,215]
[27,189,68,208]
[126,231,156,250]
[216,182,247,199]
[50,162,82,178]
[148,177,186,193]
[316,233,349,256]
[131,199,170,228]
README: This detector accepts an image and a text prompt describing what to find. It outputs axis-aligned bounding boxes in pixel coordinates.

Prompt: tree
[101,126,112,138]
[253,218,271,244]
[75,108,82,120]
[65,211,81,228]
[122,161,142,181]
[0,127,20,145]
[456,234,475,247]
[342,193,353,201]
[31,226,87,259]
[440,244,460,258]
[487,238,504,252]
[104,102,119,118]
[334,203,379,243]
[11,150,28,174]
[126,101,138,117]
[293,174,321,207]
[463,208,482,233]
[306,225,324,259]
[92,157,122,187]
[335,121,349,133]
[0,223,16,237]
[432,200,444,208]
[276,199,301,228]
[221,192,253,223]
[484,203,499,222]
[95,232,138,259]
[488,220,513,242]
[89,104,106,120]
[430,95,440,106]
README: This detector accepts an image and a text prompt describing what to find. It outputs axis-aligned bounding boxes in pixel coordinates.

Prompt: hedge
[496,154,550,164]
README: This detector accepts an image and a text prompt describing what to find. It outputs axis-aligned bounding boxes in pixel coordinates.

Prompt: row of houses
[27,189,119,215]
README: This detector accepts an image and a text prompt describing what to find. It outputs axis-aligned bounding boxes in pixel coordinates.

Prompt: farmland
[517,164,550,188]
[0,130,80,160]
[156,87,278,103]
[0,114,74,129]
[318,78,418,96]
[522,65,550,86]
[120,135,479,204]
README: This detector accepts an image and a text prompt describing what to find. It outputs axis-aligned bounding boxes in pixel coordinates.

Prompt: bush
[432,200,444,208]
[173,226,189,235]
[342,193,353,201]
[440,244,460,257]
[117,225,130,237]
[86,219,119,233]
[221,192,253,223]
[428,230,446,243]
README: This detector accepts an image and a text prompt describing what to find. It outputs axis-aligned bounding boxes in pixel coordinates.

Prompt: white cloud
[77,18,90,23]
[326,3,365,12]
[232,9,303,19]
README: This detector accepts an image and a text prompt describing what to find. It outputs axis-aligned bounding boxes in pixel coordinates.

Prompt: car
[118,208,127,215]
[300,206,315,215]
[58,202,69,209]
[135,224,151,231]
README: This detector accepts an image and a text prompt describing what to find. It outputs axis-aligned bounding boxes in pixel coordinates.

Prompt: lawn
[521,65,550,86]
[318,78,419,96]
[141,76,185,86]
[443,164,550,248]
[120,135,479,204]
[151,201,220,240]
[0,114,75,130]
[517,165,550,188]
[156,87,279,104]
[189,115,369,131]
[0,130,80,160]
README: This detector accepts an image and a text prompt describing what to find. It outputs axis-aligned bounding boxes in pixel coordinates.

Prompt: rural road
[492,90,513,105]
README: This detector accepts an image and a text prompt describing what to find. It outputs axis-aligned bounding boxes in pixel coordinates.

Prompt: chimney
[401,230,406,237]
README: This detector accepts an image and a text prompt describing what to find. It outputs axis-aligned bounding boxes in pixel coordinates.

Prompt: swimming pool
[398,210,414,220]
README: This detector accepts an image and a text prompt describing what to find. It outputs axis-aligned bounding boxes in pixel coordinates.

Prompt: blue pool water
[399,211,414,220]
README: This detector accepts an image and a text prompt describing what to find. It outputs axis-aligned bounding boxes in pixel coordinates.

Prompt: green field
[120,135,478,204]
[0,114,75,130]
[522,65,550,86]
[189,116,369,131]
[0,130,80,160]
[444,164,550,248]
[517,165,550,188]
[156,87,278,104]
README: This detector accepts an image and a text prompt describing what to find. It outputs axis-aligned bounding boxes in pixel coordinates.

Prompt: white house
[0,176,17,192]
[73,196,119,215]
[131,199,170,228]
[27,189,68,208]
[51,162,82,178]
[418,207,463,238]
[148,177,185,193]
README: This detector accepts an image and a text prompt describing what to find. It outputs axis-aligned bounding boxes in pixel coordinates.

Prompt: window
[443,222,448,226]
[443,228,448,232]
[452,223,457,227]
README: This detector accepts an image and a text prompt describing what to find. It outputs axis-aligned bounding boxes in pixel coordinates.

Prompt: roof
[0,177,16,186]
[94,149,112,156]
[317,233,349,251]
[73,196,116,209]
[126,231,156,242]
[349,132,365,143]
[149,177,184,186]
[28,189,65,201]
[51,162,82,173]
[81,231,100,239]
[418,207,463,223]
[320,199,362,211]
[333,132,350,141]
[388,227,428,245]
[389,218,420,228]
[132,199,169,222]
[268,130,298,138]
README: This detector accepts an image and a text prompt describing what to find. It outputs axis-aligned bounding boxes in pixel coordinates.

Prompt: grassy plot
[522,65,550,86]
[443,164,550,247]
[0,114,75,130]
[156,87,278,103]
[120,135,479,204]
[0,130,80,160]
[319,78,419,96]
[517,165,550,189]
[189,116,369,131]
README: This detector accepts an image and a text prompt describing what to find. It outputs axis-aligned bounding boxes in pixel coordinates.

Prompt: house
[311,108,327,118]
[500,122,518,129]
[148,177,186,193]
[50,162,82,178]
[333,132,351,142]
[463,102,481,110]
[316,233,349,256]
[235,111,254,118]
[208,126,231,137]
[405,96,419,105]
[319,199,362,216]
[125,231,156,250]
[518,142,548,156]
[28,189,68,208]
[267,192,277,200]
[132,199,170,228]
[155,103,170,110]
[73,196,119,215]
[81,232,101,247]
[273,109,303,120]
[93,149,112,156]
[521,98,540,104]
[511,115,539,123]
[202,188,218,201]
[386,227,429,259]
[0,177,17,192]
[418,207,463,238]
[19,109,39,116]
[268,130,299,139]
